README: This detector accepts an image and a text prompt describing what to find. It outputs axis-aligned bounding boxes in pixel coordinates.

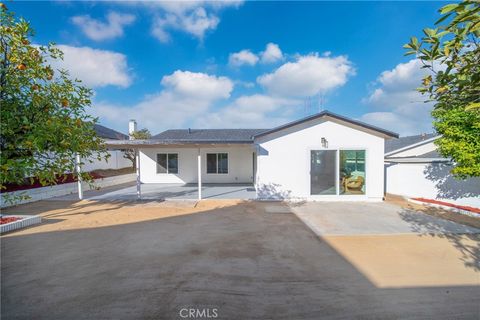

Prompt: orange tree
[0,4,108,196]
[404,1,480,177]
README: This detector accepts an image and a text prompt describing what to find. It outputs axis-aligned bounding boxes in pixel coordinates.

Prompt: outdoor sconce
[321,137,328,148]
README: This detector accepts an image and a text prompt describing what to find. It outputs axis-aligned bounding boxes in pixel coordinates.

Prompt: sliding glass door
[310,150,337,195]
[310,149,366,196]
[339,150,366,195]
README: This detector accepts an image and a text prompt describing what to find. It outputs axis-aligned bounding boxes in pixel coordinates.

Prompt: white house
[385,133,480,208]
[106,111,398,201]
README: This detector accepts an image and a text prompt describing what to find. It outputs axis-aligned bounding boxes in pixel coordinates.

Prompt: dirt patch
[90,166,134,177]
[1,199,244,236]
[323,233,479,287]
[385,193,480,229]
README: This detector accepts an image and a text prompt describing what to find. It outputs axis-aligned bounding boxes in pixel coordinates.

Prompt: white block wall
[385,162,480,208]
[82,150,132,172]
[255,119,386,201]
[1,174,136,208]
[139,146,255,184]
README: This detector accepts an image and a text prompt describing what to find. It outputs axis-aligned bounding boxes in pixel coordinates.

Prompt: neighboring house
[106,111,398,201]
[81,124,132,172]
[385,133,480,207]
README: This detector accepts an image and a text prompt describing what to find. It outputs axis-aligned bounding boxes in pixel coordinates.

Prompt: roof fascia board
[253,111,398,140]
[385,157,450,163]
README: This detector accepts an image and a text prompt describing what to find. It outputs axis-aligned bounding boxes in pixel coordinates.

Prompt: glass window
[339,150,365,195]
[156,153,178,174]
[206,153,228,174]
[310,150,337,195]
[156,154,167,174]
[218,153,228,174]
[207,153,217,174]
[168,154,178,174]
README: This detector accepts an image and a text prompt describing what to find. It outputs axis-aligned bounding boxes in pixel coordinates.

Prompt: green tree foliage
[124,128,151,169]
[404,1,480,178]
[0,4,108,194]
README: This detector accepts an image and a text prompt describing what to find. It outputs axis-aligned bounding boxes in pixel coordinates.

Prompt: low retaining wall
[0,174,136,208]
[0,215,42,234]
[407,198,479,219]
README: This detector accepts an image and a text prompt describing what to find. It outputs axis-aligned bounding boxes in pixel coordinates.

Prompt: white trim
[136,150,141,199]
[385,135,440,157]
[197,148,202,200]
[76,153,83,200]
[385,157,449,163]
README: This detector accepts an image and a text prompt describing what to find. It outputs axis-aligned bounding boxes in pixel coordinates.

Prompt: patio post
[197,148,202,200]
[76,153,83,200]
[136,149,141,199]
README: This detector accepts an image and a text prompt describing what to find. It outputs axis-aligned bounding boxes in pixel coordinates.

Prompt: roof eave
[103,139,255,148]
[252,110,399,140]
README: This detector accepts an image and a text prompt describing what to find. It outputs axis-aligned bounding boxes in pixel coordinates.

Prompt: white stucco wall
[255,119,386,201]
[139,146,255,184]
[385,162,480,208]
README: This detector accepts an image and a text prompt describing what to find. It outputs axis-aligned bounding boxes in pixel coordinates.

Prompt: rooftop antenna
[318,94,325,113]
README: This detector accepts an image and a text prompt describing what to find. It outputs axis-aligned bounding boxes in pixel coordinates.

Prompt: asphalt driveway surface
[2,200,479,319]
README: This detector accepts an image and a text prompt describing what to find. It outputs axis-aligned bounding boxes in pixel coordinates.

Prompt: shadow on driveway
[2,201,479,319]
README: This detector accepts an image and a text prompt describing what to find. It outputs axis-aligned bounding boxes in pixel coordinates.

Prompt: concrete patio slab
[52,183,256,201]
[290,201,480,236]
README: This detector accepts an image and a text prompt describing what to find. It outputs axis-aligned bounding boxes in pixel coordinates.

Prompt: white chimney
[129,119,137,140]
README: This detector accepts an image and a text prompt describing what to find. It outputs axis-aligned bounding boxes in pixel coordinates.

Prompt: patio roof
[103,139,256,149]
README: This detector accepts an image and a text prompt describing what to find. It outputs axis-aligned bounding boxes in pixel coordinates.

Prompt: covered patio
[91,131,259,202]
[58,183,256,201]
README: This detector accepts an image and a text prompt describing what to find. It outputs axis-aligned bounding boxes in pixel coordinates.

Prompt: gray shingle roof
[385,133,438,154]
[94,124,128,140]
[152,129,268,143]
[416,150,443,158]
[253,110,399,139]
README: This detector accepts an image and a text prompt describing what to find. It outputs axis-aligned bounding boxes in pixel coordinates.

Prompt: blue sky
[12,1,444,135]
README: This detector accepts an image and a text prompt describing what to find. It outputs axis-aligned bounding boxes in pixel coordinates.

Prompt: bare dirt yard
[1,199,479,319]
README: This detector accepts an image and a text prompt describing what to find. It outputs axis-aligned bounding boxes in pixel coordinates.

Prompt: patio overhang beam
[102,140,254,150]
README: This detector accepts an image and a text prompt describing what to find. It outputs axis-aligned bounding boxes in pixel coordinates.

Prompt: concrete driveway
[1,200,479,319]
[291,201,480,235]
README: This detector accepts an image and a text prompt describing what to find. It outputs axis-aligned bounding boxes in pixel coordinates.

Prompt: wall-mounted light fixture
[321,137,328,148]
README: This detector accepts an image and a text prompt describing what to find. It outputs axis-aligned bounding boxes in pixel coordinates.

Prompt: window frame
[156,153,179,174]
[206,152,229,174]
[338,149,366,196]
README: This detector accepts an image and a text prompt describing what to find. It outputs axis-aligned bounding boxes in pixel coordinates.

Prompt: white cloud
[257,53,355,97]
[92,70,233,132]
[361,59,435,135]
[260,43,283,64]
[146,1,242,42]
[161,70,233,100]
[228,49,259,67]
[51,45,132,88]
[195,94,301,128]
[228,43,283,67]
[71,12,136,41]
